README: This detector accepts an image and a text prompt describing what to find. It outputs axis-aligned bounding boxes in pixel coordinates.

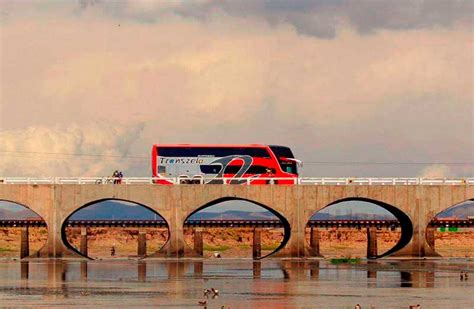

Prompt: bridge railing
[0,177,473,185]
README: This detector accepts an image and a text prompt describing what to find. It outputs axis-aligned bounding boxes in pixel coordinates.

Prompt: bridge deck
[1,177,473,185]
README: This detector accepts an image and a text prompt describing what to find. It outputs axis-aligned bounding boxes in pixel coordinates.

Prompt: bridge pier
[151,204,195,258]
[252,228,262,259]
[367,227,378,259]
[389,198,440,259]
[80,227,88,257]
[194,228,203,257]
[273,186,308,258]
[137,229,147,257]
[20,227,29,259]
[426,227,435,250]
[309,227,321,257]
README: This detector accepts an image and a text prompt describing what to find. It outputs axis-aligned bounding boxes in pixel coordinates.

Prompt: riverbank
[0,228,472,258]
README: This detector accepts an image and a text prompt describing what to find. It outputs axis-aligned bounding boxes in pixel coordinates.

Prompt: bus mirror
[280,157,303,167]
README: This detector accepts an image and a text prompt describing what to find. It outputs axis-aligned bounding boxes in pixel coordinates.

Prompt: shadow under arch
[61,198,170,260]
[184,197,291,259]
[313,197,413,259]
[426,198,474,256]
[0,199,49,258]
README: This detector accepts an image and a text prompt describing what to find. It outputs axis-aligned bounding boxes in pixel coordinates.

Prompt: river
[0,259,472,308]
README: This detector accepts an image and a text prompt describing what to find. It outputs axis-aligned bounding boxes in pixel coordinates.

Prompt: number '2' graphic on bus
[207,155,254,184]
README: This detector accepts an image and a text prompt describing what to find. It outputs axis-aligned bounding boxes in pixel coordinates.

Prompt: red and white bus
[152,144,301,184]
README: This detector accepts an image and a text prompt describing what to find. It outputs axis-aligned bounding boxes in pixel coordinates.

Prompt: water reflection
[46,262,69,300]
[279,261,307,279]
[253,261,261,278]
[167,261,187,279]
[193,261,203,277]
[137,262,146,281]
[308,261,319,279]
[400,270,435,288]
[20,261,28,280]
[12,259,448,288]
[80,261,87,281]
[3,259,472,308]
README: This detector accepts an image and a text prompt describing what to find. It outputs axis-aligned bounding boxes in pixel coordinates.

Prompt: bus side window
[200,165,222,174]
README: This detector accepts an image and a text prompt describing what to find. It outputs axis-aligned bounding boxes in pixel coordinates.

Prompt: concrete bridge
[0,178,473,259]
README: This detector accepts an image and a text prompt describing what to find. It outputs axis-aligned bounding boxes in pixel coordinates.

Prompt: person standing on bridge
[118,171,123,184]
[112,170,119,184]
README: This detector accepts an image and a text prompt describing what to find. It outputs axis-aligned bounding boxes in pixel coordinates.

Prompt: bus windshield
[269,145,298,175]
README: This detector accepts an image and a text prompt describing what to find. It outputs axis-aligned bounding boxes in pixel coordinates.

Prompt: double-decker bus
[152,144,301,184]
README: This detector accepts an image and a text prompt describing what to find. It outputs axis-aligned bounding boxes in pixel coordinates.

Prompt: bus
[152,144,301,184]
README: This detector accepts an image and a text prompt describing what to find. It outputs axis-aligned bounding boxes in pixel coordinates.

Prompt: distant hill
[311,212,395,220]
[188,210,278,220]
[0,208,40,219]
[69,201,161,220]
[437,201,474,219]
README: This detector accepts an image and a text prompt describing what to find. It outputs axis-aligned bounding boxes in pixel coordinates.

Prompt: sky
[0,0,473,178]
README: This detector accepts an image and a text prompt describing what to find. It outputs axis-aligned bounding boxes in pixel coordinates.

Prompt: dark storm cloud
[81,0,473,38]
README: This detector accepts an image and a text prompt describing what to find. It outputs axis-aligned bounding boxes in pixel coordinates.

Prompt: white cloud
[419,164,452,178]
[0,123,145,176]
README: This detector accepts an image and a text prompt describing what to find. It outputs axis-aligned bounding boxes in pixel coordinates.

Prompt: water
[0,259,472,308]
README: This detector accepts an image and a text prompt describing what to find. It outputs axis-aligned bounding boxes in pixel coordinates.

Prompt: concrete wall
[0,184,472,259]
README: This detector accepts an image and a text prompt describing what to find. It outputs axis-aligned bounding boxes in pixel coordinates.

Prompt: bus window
[200,165,222,174]
[157,147,271,158]
[224,165,274,174]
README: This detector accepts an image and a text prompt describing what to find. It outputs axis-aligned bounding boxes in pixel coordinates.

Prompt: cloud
[419,164,452,178]
[73,0,474,38]
[0,3,472,177]
[0,123,145,176]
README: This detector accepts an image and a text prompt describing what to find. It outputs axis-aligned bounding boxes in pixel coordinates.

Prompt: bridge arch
[182,197,291,259]
[61,198,170,259]
[0,199,48,258]
[306,197,413,259]
[425,198,473,257]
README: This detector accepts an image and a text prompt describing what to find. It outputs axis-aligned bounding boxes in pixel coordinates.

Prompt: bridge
[0,177,473,260]
[2,219,472,228]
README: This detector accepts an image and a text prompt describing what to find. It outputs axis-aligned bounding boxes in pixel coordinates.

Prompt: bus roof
[154,144,269,148]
